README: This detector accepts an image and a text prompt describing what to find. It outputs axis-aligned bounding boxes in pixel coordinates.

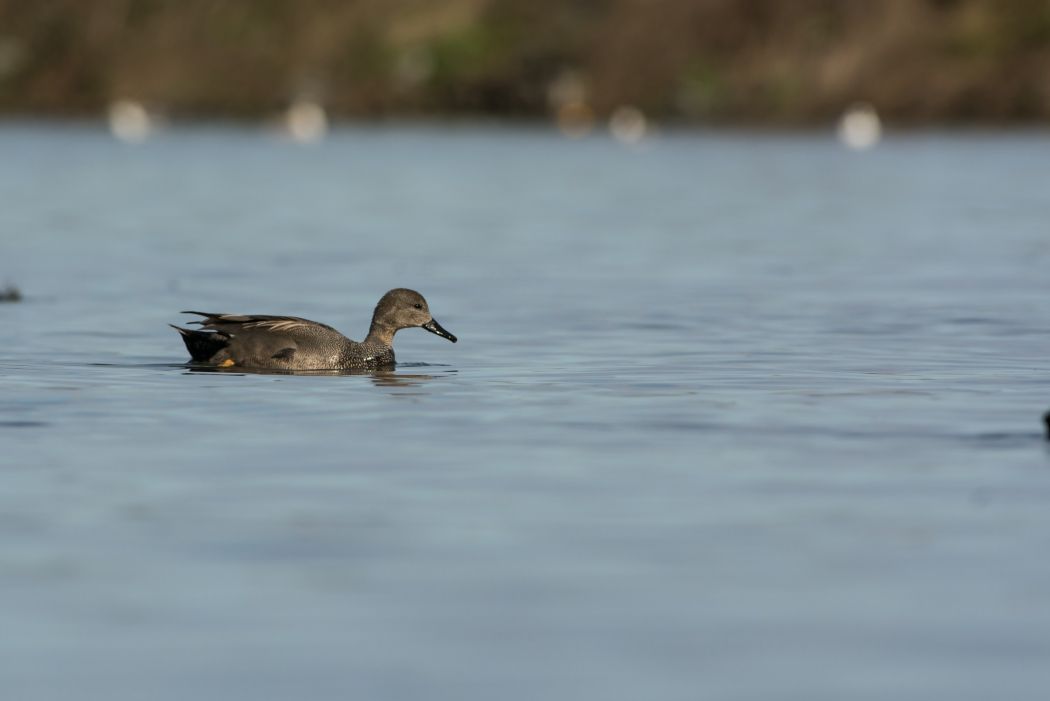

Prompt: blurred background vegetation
[1,0,1049,123]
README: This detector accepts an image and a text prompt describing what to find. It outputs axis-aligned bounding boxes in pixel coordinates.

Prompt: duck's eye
[413,303,423,310]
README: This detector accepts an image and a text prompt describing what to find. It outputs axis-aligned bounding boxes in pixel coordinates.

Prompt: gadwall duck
[171,288,456,370]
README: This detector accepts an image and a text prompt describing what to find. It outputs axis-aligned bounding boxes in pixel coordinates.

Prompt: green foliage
[428,25,498,84]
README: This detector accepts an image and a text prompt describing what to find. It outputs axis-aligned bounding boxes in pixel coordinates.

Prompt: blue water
[3,123,1050,700]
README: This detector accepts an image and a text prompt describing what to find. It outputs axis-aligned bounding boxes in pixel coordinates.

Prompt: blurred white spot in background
[556,101,595,138]
[547,70,586,106]
[108,99,154,143]
[609,105,647,144]
[548,70,595,138]
[837,102,882,150]
[285,100,328,144]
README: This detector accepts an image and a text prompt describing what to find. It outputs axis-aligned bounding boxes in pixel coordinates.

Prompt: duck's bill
[422,319,457,343]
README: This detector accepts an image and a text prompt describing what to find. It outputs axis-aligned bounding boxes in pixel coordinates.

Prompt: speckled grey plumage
[171,288,456,370]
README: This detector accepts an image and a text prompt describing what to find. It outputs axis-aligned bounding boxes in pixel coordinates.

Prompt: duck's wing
[181,312,339,335]
[179,312,351,368]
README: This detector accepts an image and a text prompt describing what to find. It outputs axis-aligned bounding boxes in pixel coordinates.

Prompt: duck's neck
[364,320,397,347]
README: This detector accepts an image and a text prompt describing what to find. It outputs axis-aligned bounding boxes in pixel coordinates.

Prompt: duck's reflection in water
[369,371,436,389]
[183,364,447,393]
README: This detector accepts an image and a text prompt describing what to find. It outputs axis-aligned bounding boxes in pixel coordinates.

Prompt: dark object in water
[171,287,456,370]
[0,284,21,302]
[1044,411,1050,440]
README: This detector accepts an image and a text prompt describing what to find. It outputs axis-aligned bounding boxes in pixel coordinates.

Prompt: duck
[171,288,456,370]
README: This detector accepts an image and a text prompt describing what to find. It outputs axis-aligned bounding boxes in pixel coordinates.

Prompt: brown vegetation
[0,0,1048,123]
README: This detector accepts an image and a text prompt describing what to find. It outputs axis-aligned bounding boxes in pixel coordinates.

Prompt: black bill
[422,318,457,343]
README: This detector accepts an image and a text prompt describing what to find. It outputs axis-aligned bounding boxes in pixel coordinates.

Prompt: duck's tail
[170,324,230,362]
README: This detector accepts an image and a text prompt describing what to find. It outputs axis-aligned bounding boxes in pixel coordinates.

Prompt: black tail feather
[170,324,230,362]
[181,311,220,326]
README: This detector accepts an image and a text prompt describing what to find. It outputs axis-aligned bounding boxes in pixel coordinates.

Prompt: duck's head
[371,288,457,343]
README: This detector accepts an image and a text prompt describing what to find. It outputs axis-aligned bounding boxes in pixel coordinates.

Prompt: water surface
[3,123,1050,700]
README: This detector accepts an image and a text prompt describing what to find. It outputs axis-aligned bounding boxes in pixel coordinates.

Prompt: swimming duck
[171,288,456,370]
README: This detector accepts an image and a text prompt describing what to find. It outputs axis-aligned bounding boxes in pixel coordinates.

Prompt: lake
[2,122,1050,700]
